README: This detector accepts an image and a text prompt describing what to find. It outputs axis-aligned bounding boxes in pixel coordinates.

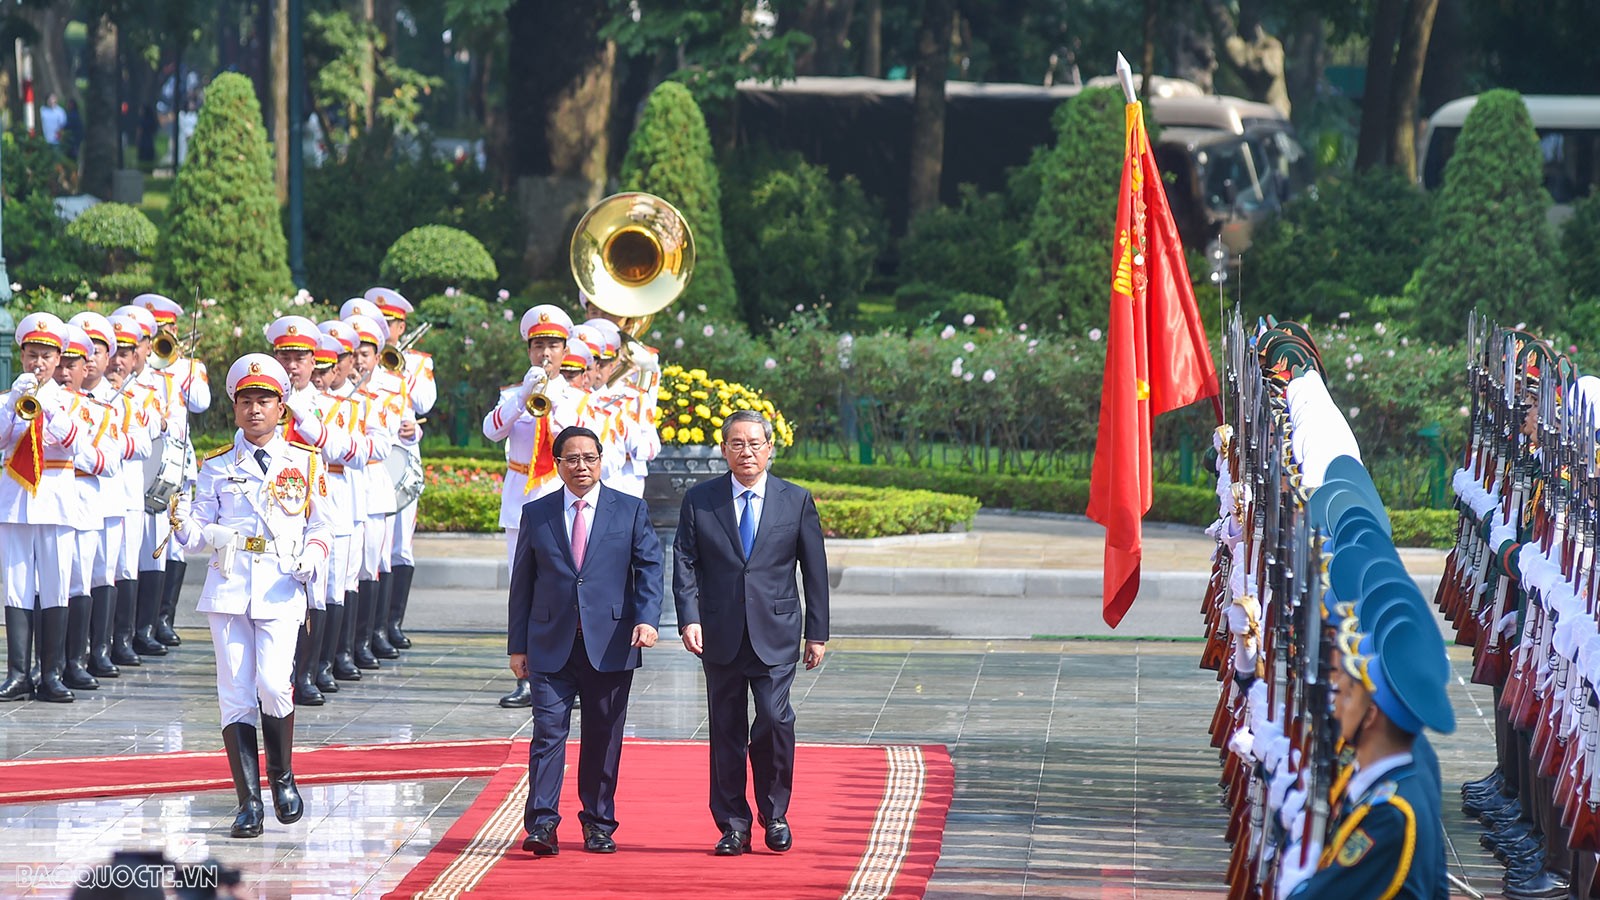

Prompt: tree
[1201,0,1288,116]
[619,81,739,320]
[601,1,812,109]
[155,72,294,300]
[380,225,499,299]
[1356,0,1438,177]
[907,0,956,221]
[1401,90,1564,336]
[79,10,118,199]
[1008,86,1129,333]
[304,9,441,150]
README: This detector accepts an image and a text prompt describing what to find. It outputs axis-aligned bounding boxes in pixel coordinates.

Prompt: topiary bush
[722,147,883,331]
[1399,90,1565,337]
[66,202,159,300]
[1008,87,1131,333]
[1563,192,1600,309]
[1245,168,1432,324]
[619,81,738,320]
[380,226,499,298]
[898,184,1027,306]
[155,72,294,300]
[890,283,1009,330]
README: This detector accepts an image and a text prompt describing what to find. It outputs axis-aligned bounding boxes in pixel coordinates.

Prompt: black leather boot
[88,584,119,678]
[155,560,184,646]
[499,679,533,709]
[0,607,34,701]
[386,563,414,649]
[221,723,265,838]
[260,713,304,824]
[293,611,325,706]
[63,595,98,690]
[1462,768,1503,795]
[132,571,167,656]
[352,580,379,670]
[317,603,342,693]
[34,606,75,702]
[370,574,398,659]
[110,579,141,666]
[332,592,361,681]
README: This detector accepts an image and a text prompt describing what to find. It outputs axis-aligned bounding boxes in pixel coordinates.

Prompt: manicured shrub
[898,184,1026,304]
[722,147,883,330]
[1400,90,1565,337]
[619,81,738,320]
[791,480,981,538]
[380,226,499,299]
[66,202,159,301]
[1387,509,1457,549]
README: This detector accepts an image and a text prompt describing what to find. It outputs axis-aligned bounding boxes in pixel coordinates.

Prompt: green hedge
[1387,509,1456,550]
[790,479,979,538]
[416,485,501,533]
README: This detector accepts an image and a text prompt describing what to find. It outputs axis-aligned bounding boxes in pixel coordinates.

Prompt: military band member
[133,293,211,649]
[367,287,433,651]
[582,321,660,499]
[173,353,331,839]
[484,304,580,709]
[318,319,382,685]
[103,312,163,668]
[0,314,111,702]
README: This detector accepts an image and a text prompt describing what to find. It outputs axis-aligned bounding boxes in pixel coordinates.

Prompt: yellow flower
[661,425,676,440]
[719,404,732,416]
[736,399,751,409]
[676,429,693,444]
[694,404,711,418]
[678,413,692,425]
[690,427,705,443]
[688,368,708,380]
[674,381,690,392]
[713,428,722,443]
[676,397,689,407]
[690,390,709,400]
[710,416,723,427]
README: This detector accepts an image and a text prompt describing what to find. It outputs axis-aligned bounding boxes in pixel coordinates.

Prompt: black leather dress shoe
[500,679,533,709]
[1462,769,1503,794]
[715,830,751,856]
[761,817,792,852]
[522,822,559,855]
[583,825,616,853]
[1504,868,1570,900]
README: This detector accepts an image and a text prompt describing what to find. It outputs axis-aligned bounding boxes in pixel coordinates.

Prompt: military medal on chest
[271,466,310,516]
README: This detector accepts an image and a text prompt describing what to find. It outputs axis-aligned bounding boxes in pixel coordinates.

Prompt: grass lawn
[140,175,173,229]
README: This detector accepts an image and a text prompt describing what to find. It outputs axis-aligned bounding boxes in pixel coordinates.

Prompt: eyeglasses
[724,440,769,453]
[558,454,601,467]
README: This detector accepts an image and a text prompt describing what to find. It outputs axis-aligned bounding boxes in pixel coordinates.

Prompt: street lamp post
[287,0,306,288]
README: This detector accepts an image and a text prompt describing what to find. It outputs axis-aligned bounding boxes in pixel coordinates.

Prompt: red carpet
[0,738,512,805]
[385,739,954,900]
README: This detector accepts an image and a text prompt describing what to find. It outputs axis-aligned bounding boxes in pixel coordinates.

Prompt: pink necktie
[571,499,589,570]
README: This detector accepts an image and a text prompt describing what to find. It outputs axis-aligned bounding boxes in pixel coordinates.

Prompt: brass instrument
[522,367,552,418]
[569,192,695,387]
[14,382,42,420]
[380,321,433,374]
[150,328,201,371]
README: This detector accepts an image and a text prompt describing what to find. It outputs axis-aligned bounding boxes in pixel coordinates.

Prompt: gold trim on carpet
[843,745,928,899]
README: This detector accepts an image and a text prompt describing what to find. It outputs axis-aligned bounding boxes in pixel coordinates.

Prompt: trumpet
[380,321,432,374]
[150,329,201,371]
[14,382,43,420]
[520,366,552,417]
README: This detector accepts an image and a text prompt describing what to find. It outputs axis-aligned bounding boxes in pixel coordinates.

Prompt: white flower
[1400,337,1409,347]
[1028,339,1038,349]
[60,294,71,303]
[87,290,98,300]
[497,289,511,301]
[1089,328,1103,342]
[272,309,282,316]
[1018,323,1027,332]
[1344,356,1354,369]
[7,283,17,291]
[963,371,974,382]
[1373,322,1387,335]
[795,303,805,312]
[674,337,685,349]
[963,341,976,352]
[982,369,996,383]
[1459,405,1469,416]
[651,330,661,339]
[445,287,457,297]
[231,326,243,337]
[1345,372,1355,382]
[697,304,707,313]
[962,313,976,326]
[1515,322,1527,331]
[203,297,218,307]
[1338,311,1351,320]
[951,358,964,378]
[1385,349,1395,358]
[940,325,956,340]
[764,357,777,370]
[1348,407,1360,419]
[503,309,514,321]
[838,334,854,350]
[463,336,475,348]
[479,321,489,330]
[703,325,715,337]
[676,311,686,322]
[1352,353,1364,365]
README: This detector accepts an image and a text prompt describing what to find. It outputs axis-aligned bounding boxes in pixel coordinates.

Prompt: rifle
[1471,332,1526,686]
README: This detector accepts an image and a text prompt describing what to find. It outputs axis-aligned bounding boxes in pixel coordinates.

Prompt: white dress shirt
[731,472,768,536]
[562,484,601,547]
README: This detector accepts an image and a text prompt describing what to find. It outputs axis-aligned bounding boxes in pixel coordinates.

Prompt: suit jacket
[674,472,830,667]
[507,484,663,673]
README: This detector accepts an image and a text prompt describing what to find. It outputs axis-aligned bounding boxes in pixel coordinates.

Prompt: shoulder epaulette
[203,445,233,462]
[1366,780,1398,806]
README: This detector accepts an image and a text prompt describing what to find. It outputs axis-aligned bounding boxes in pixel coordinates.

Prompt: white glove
[286,398,323,444]
[288,552,317,585]
[10,372,38,394]
[629,341,660,374]
[516,366,548,404]
[1277,835,1321,896]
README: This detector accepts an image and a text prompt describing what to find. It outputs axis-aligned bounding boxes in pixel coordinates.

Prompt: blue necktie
[254,448,270,474]
[738,490,756,559]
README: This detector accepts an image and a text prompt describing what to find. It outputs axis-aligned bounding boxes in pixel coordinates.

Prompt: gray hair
[723,409,773,441]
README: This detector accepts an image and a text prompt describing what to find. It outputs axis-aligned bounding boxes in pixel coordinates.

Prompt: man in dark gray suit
[508,426,663,856]
[674,409,830,856]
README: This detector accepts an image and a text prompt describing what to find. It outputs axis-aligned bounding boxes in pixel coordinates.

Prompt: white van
[1419,94,1600,221]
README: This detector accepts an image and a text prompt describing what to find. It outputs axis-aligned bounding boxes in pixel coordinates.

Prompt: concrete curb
[185,556,1444,600]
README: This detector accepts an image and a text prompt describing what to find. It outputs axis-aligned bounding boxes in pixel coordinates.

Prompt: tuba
[569,192,694,387]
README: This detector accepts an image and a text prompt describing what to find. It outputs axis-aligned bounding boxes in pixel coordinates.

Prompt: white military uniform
[364,287,436,571]
[177,359,332,726]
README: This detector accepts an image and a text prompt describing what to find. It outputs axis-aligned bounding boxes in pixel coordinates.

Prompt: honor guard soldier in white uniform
[584,319,660,498]
[484,304,592,708]
[0,314,113,702]
[366,287,433,650]
[133,293,211,649]
[102,312,163,669]
[343,310,414,669]
[173,354,331,839]
[70,311,142,685]
[267,315,357,707]
[58,323,127,694]
[112,302,183,660]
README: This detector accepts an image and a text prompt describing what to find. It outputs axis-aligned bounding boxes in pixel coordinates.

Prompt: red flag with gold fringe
[1086,94,1220,629]
[5,415,44,496]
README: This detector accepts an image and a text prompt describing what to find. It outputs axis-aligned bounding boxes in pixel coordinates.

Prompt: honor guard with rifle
[267,315,359,707]
[111,302,183,660]
[366,287,433,652]
[0,314,117,702]
[172,353,330,840]
[102,311,164,669]
[342,309,414,671]
[69,311,141,688]
[133,293,210,649]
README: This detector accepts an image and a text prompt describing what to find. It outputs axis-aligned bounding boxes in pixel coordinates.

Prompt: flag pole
[1114,52,1138,104]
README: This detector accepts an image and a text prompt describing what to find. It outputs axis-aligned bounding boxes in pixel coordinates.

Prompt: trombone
[380,321,432,374]
[150,328,201,371]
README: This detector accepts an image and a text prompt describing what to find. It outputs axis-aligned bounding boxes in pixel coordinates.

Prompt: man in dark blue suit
[674,410,830,856]
[508,425,663,856]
